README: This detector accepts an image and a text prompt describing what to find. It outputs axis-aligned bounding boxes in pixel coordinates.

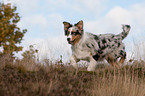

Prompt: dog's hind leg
[106,54,118,68]
[118,51,126,65]
[119,55,126,65]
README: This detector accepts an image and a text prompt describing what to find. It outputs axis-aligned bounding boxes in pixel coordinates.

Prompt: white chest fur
[71,45,91,60]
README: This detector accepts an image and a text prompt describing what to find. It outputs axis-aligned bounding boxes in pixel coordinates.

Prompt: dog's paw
[87,66,95,71]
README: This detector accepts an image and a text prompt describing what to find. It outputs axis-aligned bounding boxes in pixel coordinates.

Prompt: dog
[63,20,131,71]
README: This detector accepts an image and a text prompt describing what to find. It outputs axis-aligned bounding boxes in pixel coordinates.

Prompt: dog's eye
[71,31,80,35]
[71,32,77,35]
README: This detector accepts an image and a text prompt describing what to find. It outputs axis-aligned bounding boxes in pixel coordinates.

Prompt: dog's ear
[75,20,83,31]
[63,21,72,36]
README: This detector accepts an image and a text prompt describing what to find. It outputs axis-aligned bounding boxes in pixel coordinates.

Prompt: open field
[0,55,145,96]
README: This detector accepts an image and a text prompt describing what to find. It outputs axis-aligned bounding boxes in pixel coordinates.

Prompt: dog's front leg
[87,57,97,71]
[70,55,78,69]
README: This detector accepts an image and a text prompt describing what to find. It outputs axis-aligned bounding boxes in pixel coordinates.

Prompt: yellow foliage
[0,2,27,58]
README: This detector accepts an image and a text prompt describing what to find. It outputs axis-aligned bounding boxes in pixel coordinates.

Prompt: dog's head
[63,20,84,45]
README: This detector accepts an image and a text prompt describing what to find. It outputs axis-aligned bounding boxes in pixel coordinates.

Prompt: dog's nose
[67,38,70,42]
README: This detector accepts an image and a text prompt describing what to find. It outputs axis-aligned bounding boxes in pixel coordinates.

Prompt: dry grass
[91,66,145,96]
[0,54,145,96]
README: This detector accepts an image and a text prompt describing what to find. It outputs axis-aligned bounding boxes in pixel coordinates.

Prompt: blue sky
[1,0,145,61]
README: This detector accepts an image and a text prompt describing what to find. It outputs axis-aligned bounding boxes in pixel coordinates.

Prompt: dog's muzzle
[67,38,75,44]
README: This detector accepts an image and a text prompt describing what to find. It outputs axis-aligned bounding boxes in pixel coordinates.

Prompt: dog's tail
[116,25,131,40]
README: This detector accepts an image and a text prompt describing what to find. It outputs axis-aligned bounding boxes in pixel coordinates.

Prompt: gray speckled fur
[63,21,131,71]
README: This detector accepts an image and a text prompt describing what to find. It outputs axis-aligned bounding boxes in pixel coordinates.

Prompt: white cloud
[20,14,47,29]
[46,13,64,33]
[44,0,108,16]
[47,0,67,8]
[71,0,108,15]
[17,13,64,38]
[77,0,107,11]
[3,0,39,15]
[106,7,132,24]
[85,6,132,34]
[130,2,145,28]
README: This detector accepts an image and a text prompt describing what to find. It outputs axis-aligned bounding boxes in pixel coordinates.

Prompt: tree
[0,3,27,57]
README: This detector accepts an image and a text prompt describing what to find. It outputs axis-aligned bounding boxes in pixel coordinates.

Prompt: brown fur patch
[71,34,81,45]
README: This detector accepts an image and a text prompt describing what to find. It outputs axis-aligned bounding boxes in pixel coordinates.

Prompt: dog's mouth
[68,39,75,44]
